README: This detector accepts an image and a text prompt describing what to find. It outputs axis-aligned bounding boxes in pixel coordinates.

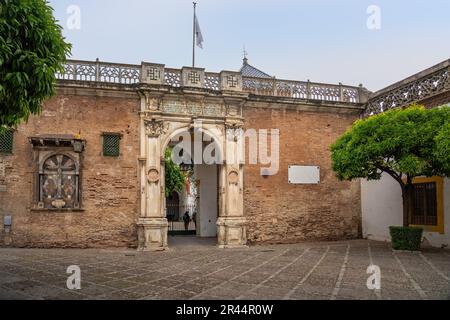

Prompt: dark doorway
[166,191,180,221]
[166,191,197,235]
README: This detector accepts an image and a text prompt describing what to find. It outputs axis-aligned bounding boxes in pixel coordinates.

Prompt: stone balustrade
[56,59,366,103]
[365,59,450,116]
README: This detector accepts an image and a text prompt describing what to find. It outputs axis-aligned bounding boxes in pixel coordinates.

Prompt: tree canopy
[164,148,187,198]
[0,0,71,131]
[331,105,450,225]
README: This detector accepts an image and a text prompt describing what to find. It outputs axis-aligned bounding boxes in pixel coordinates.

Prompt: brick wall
[0,92,140,248]
[1,89,363,247]
[243,105,362,244]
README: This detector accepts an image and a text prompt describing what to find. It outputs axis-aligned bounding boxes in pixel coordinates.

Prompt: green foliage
[389,226,423,251]
[0,0,71,130]
[331,105,450,226]
[164,148,186,197]
[331,105,450,183]
[434,122,450,174]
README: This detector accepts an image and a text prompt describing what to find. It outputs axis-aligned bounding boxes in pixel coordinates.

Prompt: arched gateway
[136,65,247,250]
[0,58,366,249]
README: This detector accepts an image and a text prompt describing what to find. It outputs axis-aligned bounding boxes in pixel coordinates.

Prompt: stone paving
[0,238,449,300]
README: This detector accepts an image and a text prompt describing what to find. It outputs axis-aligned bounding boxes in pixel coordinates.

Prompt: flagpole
[192,2,197,68]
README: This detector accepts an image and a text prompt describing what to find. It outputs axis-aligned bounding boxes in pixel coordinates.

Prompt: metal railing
[166,204,197,234]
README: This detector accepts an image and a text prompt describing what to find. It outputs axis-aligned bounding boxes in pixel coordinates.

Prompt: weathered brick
[243,106,361,244]
[0,91,363,248]
[0,93,140,248]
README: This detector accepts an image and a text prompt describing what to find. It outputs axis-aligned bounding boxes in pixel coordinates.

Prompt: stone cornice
[244,96,365,114]
[56,80,139,99]
[55,80,364,114]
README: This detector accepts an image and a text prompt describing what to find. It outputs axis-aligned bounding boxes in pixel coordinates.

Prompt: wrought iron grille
[0,130,13,154]
[102,133,121,157]
[167,204,197,235]
[412,182,437,226]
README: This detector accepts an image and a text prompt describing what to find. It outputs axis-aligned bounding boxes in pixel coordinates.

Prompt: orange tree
[331,105,450,226]
[0,0,71,131]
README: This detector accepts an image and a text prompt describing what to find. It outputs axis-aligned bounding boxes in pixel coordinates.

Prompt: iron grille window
[412,182,437,226]
[102,133,121,157]
[0,130,14,154]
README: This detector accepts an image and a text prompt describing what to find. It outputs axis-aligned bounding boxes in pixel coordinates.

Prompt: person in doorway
[192,211,197,229]
[183,211,190,231]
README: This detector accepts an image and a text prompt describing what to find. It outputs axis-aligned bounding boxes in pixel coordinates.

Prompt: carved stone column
[137,118,169,251]
[217,122,247,248]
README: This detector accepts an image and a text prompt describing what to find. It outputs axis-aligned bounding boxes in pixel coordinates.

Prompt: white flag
[194,14,204,49]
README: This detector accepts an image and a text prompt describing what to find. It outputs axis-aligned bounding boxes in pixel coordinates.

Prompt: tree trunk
[401,176,415,227]
[382,168,415,227]
[401,185,409,227]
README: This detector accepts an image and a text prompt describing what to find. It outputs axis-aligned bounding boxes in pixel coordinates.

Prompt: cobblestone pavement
[0,239,449,300]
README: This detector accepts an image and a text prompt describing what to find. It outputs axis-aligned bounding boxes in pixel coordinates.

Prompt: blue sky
[48,0,450,91]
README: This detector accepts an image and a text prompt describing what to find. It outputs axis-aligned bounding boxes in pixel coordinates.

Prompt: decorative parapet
[56,59,364,104]
[220,71,242,91]
[243,77,364,103]
[56,59,141,84]
[181,67,205,88]
[205,72,220,90]
[141,62,164,85]
[365,59,450,116]
[164,68,182,87]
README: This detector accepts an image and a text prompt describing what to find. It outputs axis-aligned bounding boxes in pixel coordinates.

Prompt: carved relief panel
[141,63,165,85]
[29,136,85,210]
[40,154,79,209]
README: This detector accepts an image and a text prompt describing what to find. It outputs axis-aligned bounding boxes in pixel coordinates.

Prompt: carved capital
[144,119,169,137]
[225,122,244,131]
[225,122,244,141]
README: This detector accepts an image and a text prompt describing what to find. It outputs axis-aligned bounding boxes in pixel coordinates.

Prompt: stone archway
[136,94,247,251]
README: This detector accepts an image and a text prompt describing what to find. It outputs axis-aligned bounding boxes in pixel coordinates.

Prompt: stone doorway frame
[136,82,247,251]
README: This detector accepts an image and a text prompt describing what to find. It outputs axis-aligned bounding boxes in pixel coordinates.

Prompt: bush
[389,226,423,251]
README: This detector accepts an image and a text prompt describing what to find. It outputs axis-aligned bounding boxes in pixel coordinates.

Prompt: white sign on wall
[288,165,320,184]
